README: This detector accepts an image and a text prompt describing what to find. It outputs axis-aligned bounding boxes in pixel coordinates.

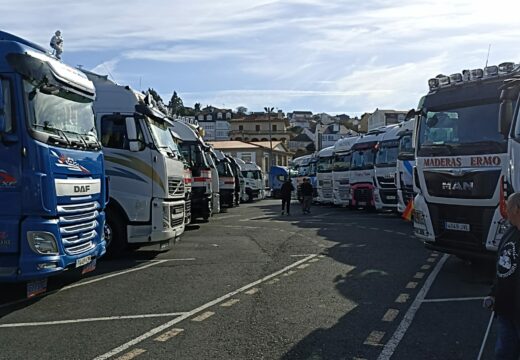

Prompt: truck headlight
[27,232,59,255]
[163,205,171,229]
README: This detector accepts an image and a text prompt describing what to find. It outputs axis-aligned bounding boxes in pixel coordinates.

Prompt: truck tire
[104,209,127,257]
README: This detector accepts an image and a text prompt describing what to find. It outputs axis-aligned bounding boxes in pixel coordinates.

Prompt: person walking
[280,178,294,216]
[483,192,520,360]
[301,177,313,214]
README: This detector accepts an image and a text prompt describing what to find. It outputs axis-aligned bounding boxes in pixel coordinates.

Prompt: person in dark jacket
[300,177,314,214]
[484,192,520,359]
[280,179,294,215]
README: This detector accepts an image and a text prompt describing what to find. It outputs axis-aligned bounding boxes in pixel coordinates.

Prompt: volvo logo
[74,185,91,193]
[442,181,474,191]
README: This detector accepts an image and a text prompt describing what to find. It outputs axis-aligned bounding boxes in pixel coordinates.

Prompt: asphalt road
[0,199,496,360]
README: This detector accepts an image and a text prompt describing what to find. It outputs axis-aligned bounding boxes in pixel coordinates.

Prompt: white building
[288,111,313,128]
[367,109,408,131]
[196,106,232,141]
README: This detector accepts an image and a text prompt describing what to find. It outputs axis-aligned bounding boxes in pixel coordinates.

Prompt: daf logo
[74,185,91,193]
[441,181,474,191]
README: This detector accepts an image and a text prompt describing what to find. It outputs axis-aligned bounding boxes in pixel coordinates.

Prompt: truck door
[0,76,22,254]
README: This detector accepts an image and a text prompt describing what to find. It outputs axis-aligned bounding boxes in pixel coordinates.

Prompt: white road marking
[421,265,431,270]
[395,294,410,304]
[282,270,297,277]
[427,258,436,263]
[290,254,315,257]
[212,224,261,230]
[220,299,240,307]
[93,254,318,360]
[154,328,184,342]
[136,258,195,263]
[214,215,240,220]
[382,309,400,322]
[191,311,215,322]
[477,312,495,360]
[0,260,168,310]
[405,282,418,289]
[364,331,385,346]
[0,312,187,328]
[421,296,485,303]
[377,254,449,360]
[297,264,311,269]
[396,232,407,236]
[309,258,320,263]
[245,287,260,295]
[413,272,425,279]
[115,349,146,360]
[267,278,280,285]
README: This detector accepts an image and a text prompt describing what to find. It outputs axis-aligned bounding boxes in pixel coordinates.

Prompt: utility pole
[264,106,274,190]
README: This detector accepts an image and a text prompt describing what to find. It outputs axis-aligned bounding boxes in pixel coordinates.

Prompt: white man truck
[84,72,186,254]
[236,159,264,202]
[350,130,385,209]
[374,124,401,211]
[333,137,359,207]
[396,118,416,213]
[413,63,518,259]
[317,146,334,204]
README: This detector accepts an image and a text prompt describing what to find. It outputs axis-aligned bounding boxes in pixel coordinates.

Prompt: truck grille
[58,201,99,255]
[377,176,396,189]
[354,188,372,203]
[380,190,398,204]
[168,177,185,199]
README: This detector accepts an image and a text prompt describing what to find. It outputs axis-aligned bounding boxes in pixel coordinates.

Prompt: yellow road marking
[115,349,146,360]
[220,299,240,307]
[154,328,184,342]
[191,311,215,322]
[382,309,400,322]
[364,331,385,346]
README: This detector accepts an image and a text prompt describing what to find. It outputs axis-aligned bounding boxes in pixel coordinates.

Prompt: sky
[2,0,520,116]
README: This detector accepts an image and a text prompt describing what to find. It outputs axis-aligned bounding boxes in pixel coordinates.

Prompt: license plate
[445,222,470,232]
[82,258,97,275]
[386,196,396,200]
[27,278,47,298]
[358,201,366,206]
[76,255,92,268]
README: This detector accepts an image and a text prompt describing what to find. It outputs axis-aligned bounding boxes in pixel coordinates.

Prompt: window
[101,115,143,150]
[272,124,277,131]
[239,125,244,131]
[207,115,212,121]
[226,112,232,119]
[217,112,223,119]
[198,115,204,121]
[1,79,13,133]
[255,125,260,131]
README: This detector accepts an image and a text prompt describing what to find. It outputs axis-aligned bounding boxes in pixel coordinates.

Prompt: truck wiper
[33,124,72,145]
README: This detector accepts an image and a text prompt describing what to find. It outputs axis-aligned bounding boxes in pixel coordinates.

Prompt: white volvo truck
[332,136,359,207]
[84,72,186,254]
[413,63,518,259]
[374,124,401,211]
[316,146,334,204]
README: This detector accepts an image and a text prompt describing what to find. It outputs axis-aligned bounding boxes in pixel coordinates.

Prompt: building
[229,110,291,143]
[195,106,232,141]
[288,128,315,156]
[359,113,371,133]
[367,109,408,131]
[208,140,292,175]
[315,123,358,150]
[288,111,313,129]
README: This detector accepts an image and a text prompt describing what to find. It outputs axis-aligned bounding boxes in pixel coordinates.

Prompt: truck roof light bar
[438,76,451,87]
[499,62,516,74]
[428,78,440,90]
[484,65,498,77]
[462,70,471,81]
[470,68,484,80]
[449,73,463,83]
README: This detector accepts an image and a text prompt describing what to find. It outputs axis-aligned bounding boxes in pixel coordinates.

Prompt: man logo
[74,185,91,193]
[442,181,474,191]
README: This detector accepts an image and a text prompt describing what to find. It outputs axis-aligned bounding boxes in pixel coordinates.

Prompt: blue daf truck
[0,31,106,293]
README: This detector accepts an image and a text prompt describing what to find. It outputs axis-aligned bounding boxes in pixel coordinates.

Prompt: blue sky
[3,0,520,115]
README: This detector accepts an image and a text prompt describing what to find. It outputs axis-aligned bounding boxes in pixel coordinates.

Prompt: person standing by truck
[484,192,520,359]
[280,179,294,215]
[301,178,314,214]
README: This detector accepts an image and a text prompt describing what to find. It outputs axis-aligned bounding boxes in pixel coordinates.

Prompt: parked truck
[214,149,235,208]
[316,146,334,204]
[84,71,185,254]
[374,124,401,211]
[236,159,264,202]
[396,118,416,214]
[332,136,358,207]
[0,31,106,288]
[413,63,518,259]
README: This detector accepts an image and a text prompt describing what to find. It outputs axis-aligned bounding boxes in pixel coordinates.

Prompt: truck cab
[84,71,185,254]
[236,159,263,202]
[227,155,245,206]
[396,118,416,214]
[332,137,358,207]
[374,124,401,211]
[316,146,334,204]
[0,31,106,283]
[213,149,235,208]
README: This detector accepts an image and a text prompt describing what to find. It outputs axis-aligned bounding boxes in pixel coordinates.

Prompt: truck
[374,124,401,211]
[332,136,359,207]
[413,63,518,259]
[0,31,106,286]
[227,155,246,206]
[236,159,264,202]
[269,165,297,198]
[350,130,386,209]
[205,148,221,215]
[396,118,416,214]
[84,71,185,253]
[169,120,214,221]
[316,146,335,204]
[213,149,236,208]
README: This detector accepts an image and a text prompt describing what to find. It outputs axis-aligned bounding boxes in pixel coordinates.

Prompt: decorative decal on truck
[51,150,90,174]
[0,232,10,247]
[0,170,16,187]
[423,156,502,168]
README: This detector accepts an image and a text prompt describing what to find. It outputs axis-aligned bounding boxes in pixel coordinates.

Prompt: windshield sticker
[51,150,90,174]
[0,170,17,187]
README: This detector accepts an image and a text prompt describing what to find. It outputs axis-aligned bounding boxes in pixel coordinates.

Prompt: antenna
[103,64,116,82]
[485,44,491,68]
[139,76,142,91]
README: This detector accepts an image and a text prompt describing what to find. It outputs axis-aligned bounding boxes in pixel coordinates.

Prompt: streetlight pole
[264,106,274,192]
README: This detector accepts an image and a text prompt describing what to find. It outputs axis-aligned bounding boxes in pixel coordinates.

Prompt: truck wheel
[203,200,212,221]
[104,210,127,257]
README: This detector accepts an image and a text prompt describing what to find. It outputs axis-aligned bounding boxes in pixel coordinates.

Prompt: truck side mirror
[125,117,141,152]
[498,100,513,138]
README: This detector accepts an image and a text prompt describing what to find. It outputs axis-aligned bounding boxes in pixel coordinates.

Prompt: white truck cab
[396,118,416,213]
[317,146,334,204]
[236,159,264,202]
[332,136,359,206]
[374,124,401,210]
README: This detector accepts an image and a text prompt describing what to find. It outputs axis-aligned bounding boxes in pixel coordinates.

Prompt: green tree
[236,106,248,114]
[168,91,184,116]
[147,88,163,104]
[194,103,201,113]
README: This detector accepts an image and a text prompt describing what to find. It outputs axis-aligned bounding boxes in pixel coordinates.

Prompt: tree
[167,91,184,116]
[194,103,201,113]
[147,88,163,104]
[236,106,248,114]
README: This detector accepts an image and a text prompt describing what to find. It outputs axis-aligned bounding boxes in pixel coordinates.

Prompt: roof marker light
[462,70,471,81]
[499,62,515,74]
[470,68,484,80]
[438,76,451,87]
[450,73,463,83]
[428,78,439,90]
[484,65,498,77]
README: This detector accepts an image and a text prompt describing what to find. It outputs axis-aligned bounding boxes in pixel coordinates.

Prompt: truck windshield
[298,165,309,176]
[24,80,98,147]
[417,103,505,156]
[217,162,233,177]
[148,118,181,157]
[375,141,399,167]
[242,171,261,180]
[333,153,351,171]
[180,142,209,175]
[351,149,375,170]
[317,156,333,173]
